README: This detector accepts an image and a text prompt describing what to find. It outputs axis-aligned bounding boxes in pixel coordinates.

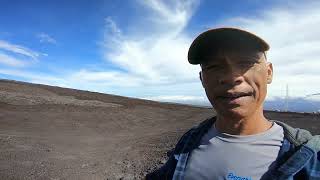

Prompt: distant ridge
[1,78,319,113]
[0,78,208,109]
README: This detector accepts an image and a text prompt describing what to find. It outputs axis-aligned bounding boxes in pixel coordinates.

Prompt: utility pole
[285,84,289,112]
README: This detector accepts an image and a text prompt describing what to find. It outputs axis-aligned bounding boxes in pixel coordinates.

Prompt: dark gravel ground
[0,79,319,179]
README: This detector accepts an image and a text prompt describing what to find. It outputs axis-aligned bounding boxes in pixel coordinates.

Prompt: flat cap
[188,27,269,64]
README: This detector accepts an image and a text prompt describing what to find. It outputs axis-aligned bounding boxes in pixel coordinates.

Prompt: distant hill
[264,97,320,113]
[152,95,320,113]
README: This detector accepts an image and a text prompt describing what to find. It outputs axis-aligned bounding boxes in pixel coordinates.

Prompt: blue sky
[1,0,320,106]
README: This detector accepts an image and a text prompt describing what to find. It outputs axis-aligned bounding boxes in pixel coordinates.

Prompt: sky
[0,0,320,106]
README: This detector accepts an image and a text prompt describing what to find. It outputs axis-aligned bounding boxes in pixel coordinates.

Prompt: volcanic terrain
[0,79,319,179]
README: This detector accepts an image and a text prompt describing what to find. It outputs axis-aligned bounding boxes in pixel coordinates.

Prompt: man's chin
[215,106,251,119]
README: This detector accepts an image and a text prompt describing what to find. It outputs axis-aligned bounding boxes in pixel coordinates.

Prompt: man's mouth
[217,92,253,101]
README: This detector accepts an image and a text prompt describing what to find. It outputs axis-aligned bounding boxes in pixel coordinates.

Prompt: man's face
[200,48,273,119]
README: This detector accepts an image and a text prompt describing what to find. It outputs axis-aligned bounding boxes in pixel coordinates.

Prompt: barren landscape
[0,79,319,180]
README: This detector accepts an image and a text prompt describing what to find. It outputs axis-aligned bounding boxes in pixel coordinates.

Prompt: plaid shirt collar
[172,117,214,179]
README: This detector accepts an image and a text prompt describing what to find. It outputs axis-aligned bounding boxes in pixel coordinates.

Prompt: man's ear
[199,71,205,88]
[266,62,273,84]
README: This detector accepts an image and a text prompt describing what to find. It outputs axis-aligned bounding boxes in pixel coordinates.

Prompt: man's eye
[238,62,253,67]
[205,65,220,70]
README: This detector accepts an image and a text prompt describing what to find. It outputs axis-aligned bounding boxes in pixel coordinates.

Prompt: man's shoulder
[305,135,320,152]
[273,120,319,152]
[174,116,215,154]
[145,117,216,179]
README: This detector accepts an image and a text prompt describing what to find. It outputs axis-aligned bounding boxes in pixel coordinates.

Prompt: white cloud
[0,53,26,67]
[99,0,200,86]
[138,0,198,36]
[0,40,40,60]
[62,0,202,101]
[214,1,320,99]
[0,40,44,67]
[142,94,211,106]
[37,33,57,44]
[70,69,143,87]
[0,69,68,87]
[145,95,206,101]
[0,68,116,96]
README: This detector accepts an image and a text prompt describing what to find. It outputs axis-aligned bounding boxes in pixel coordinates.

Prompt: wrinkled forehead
[200,46,266,65]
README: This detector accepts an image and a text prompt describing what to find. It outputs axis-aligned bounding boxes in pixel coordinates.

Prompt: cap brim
[188,27,270,65]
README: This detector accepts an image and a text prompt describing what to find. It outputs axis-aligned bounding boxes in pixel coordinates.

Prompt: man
[146,28,320,180]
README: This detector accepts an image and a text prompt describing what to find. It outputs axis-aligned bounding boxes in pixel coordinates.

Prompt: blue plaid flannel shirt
[146,117,320,180]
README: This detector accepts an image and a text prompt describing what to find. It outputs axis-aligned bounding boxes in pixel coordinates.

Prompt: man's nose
[218,65,244,85]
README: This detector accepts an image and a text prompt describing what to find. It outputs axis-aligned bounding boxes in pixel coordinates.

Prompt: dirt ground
[0,79,319,180]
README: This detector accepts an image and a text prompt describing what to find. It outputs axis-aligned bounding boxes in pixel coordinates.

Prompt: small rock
[81,163,89,168]
[160,158,166,164]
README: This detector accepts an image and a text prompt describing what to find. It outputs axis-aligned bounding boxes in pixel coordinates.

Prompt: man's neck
[214,110,272,135]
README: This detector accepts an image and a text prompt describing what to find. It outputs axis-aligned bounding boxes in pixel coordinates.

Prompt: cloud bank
[78,0,201,86]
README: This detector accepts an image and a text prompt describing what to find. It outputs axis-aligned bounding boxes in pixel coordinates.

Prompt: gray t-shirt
[184,122,284,180]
